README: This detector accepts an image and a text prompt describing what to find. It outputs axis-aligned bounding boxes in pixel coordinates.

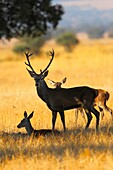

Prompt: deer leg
[103,104,113,118]
[90,107,100,132]
[52,111,57,130]
[85,110,92,130]
[98,107,104,120]
[107,107,113,119]
[75,108,86,126]
[99,102,113,120]
[80,108,86,123]
[75,108,79,126]
[59,111,66,131]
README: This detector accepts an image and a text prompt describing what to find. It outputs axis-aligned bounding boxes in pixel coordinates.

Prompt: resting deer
[48,78,113,125]
[25,49,100,132]
[17,111,60,137]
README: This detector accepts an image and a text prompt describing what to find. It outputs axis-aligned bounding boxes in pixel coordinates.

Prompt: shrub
[13,35,48,54]
[13,42,30,54]
[56,32,79,52]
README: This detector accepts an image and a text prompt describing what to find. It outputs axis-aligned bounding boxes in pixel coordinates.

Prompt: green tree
[0,0,64,39]
[56,32,79,52]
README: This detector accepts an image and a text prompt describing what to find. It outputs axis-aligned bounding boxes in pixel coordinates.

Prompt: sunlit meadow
[0,38,113,169]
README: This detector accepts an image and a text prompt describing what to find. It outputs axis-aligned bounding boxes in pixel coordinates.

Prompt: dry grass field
[0,38,113,169]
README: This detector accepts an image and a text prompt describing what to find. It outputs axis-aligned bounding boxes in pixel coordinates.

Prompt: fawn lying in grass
[17,111,60,137]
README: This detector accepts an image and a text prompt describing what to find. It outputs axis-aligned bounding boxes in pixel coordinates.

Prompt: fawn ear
[24,111,27,117]
[61,77,67,84]
[48,79,55,86]
[28,111,34,119]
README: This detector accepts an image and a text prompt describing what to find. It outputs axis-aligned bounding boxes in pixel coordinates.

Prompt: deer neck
[36,80,49,102]
[25,121,34,136]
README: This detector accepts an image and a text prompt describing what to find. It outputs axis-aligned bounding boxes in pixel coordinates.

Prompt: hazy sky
[57,0,113,10]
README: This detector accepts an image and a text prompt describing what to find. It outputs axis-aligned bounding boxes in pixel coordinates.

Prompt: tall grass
[0,39,113,169]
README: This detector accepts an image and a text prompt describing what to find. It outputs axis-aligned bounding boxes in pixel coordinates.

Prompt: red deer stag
[25,49,100,132]
[17,111,60,137]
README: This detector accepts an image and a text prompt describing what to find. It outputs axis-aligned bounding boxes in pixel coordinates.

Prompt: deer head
[25,49,54,86]
[17,111,34,128]
[48,77,67,88]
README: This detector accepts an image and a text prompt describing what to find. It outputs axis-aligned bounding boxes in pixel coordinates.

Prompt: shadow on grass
[1,122,113,139]
[0,124,113,163]
[0,132,28,140]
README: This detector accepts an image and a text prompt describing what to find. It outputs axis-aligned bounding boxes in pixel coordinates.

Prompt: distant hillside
[54,0,113,32]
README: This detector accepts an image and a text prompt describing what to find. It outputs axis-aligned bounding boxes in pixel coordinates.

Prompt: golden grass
[0,38,113,169]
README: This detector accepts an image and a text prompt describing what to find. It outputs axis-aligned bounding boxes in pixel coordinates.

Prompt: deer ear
[40,69,43,73]
[24,111,27,117]
[26,68,35,77]
[43,70,49,78]
[28,111,34,119]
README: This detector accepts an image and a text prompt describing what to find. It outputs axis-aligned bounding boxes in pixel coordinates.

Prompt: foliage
[13,42,29,54]
[13,35,49,54]
[56,32,79,52]
[87,27,105,39]
[0,0,64,39]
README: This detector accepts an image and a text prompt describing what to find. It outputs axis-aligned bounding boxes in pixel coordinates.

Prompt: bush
[56,32,79,52]
[13,42,30,54]
[13,35,48,54]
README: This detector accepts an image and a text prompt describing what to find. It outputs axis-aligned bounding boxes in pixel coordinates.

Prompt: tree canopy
[0,0,64,39]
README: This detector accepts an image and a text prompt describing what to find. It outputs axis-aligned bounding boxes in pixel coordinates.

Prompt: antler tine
[41,49,54,74]
[25,52,36,73]
[49,48,54,57]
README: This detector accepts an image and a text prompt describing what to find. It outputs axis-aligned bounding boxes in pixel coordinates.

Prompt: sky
[52,0,113,31]
[54,0,113,10]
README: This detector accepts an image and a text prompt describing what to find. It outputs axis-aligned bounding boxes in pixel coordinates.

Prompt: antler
[41,49,54,74]
[25,52,37,74]
[25,49,54,75]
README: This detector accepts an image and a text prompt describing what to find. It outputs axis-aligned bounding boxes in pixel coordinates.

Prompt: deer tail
[105,91,110,101]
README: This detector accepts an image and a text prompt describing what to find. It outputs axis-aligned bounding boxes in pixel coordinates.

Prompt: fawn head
[17,111,34,128]
[48,77,67,88]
